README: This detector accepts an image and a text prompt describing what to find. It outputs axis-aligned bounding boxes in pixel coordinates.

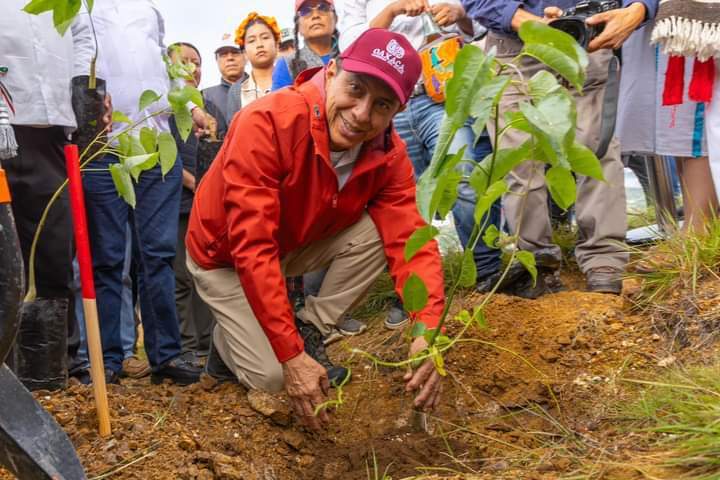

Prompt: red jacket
[186,68,445,362]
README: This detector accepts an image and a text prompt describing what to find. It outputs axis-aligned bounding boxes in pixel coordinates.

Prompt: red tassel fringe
[689,57,715,103]
[663,55,685,106]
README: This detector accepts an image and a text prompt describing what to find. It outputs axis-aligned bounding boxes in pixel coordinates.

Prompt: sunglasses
[298,3,333,17]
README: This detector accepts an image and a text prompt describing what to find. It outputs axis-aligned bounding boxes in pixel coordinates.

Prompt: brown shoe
[586,266,623,295]
[121,355,151,379]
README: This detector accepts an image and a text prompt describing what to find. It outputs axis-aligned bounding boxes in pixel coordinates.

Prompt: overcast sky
[155,0,345,88]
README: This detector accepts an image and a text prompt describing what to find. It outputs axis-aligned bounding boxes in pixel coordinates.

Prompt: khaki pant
[187,213,386,392]
[486,33,628,273]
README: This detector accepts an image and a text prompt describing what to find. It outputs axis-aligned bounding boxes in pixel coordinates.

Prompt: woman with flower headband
[271,0,339,91]
[226,12,281,119]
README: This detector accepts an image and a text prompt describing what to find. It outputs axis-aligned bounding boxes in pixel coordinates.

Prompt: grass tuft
[622,362,720,480]
[628,217,720,310]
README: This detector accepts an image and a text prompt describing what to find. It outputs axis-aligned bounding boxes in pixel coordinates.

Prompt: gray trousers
[486,33,628,273]
[174,213,214,355]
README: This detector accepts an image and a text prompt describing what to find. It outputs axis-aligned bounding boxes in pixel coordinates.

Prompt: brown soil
[2,272,720,480]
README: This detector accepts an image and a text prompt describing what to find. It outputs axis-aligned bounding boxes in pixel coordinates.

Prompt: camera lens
[551,18,588,47]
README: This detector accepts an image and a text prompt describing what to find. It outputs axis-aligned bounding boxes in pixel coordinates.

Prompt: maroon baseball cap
[295,0,334,12]
[339,28,421,105]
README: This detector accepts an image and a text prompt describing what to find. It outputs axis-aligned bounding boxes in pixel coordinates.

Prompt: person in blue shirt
[462,0,657,48]
[271,0,338,91]
[460,0,659,297]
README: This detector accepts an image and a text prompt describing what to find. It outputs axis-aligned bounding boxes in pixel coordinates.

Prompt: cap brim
[215,46,241,54]
[340,57,407,105]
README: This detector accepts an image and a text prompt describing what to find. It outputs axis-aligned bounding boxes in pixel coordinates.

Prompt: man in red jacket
[186,28,445,429]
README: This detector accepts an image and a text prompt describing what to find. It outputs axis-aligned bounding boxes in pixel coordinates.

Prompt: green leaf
[455,309,472,326]
[520,21,588,67]
[184,86,204,109]
[402,273,428,313]
[423,46,495,190]
[139,127,158,154]
[410,322,427,338]
[434,334,452,348]
[519,95,573,141]
[417,147,465,222]
[22,0,56,14]
[112,111,132,124]
[470,143,531,198]
[519,21,587,90]
[546,165,576,211]
[435,170,462,219]
[109,163,136,208]
[431,348,447,376]
[174,106,193,142]
[53,0,81,36]
[568,142,603,180]
[474,180,507,224]
[157,132,178,176]
[504,111,533,135]
[459,249,477,288]
[129,136,145,156]
[522,44,584,92]
[445,45,493,129]
[85,0,94,12]
[468,74,512,137]
[117,133,131,157]
[483,224,500,249]
[404,225,440,262]
[516,250,538,286]
[124,153,159,181]
[138,90,162,112]
[472,308,487,329]
[528,70,562,102]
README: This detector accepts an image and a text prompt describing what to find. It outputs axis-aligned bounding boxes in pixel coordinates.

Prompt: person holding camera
[461,0,658,297]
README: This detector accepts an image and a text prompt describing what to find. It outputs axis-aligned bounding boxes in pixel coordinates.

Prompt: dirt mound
[2,276,719,479]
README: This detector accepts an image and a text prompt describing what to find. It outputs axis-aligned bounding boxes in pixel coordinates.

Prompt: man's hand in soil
[404,336,443,411]
[586,3,646,52]
[283,352,330,430]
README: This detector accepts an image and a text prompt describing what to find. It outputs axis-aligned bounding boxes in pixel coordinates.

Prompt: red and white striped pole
[65,144,111,437]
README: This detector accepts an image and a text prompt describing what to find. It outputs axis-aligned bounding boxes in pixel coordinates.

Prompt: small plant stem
[24,108,168,301]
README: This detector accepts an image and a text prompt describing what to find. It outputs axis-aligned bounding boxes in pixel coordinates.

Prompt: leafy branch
[319,21,603,417]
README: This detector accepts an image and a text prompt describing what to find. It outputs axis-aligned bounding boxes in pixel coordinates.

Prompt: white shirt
[240,73,272,108]
[0,0,76,128]
[339,0,477,51]
[72,0,171,135]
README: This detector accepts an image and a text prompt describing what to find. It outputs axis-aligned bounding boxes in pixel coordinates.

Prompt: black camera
[549,0,620,49]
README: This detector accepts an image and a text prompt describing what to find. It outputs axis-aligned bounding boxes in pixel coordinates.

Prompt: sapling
[20,0,203,301]
[326,21,603,429]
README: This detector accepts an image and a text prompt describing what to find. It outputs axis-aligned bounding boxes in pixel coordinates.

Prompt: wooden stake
[65,144,111,437]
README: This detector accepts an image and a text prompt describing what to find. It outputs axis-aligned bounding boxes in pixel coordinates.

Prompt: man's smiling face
[324,59,403,151]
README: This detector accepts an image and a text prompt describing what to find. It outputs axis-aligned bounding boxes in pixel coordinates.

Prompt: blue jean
[393,93,501,277]
[72,225,135,371]
[83,154,183,372]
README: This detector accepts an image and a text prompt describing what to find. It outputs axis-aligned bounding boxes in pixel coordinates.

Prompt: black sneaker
[384,297,409,330]
[150,355,202,386]
[294,317,350,387]
[72,368,120,385]
[203,340,238,384]
[505,267,566,299]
